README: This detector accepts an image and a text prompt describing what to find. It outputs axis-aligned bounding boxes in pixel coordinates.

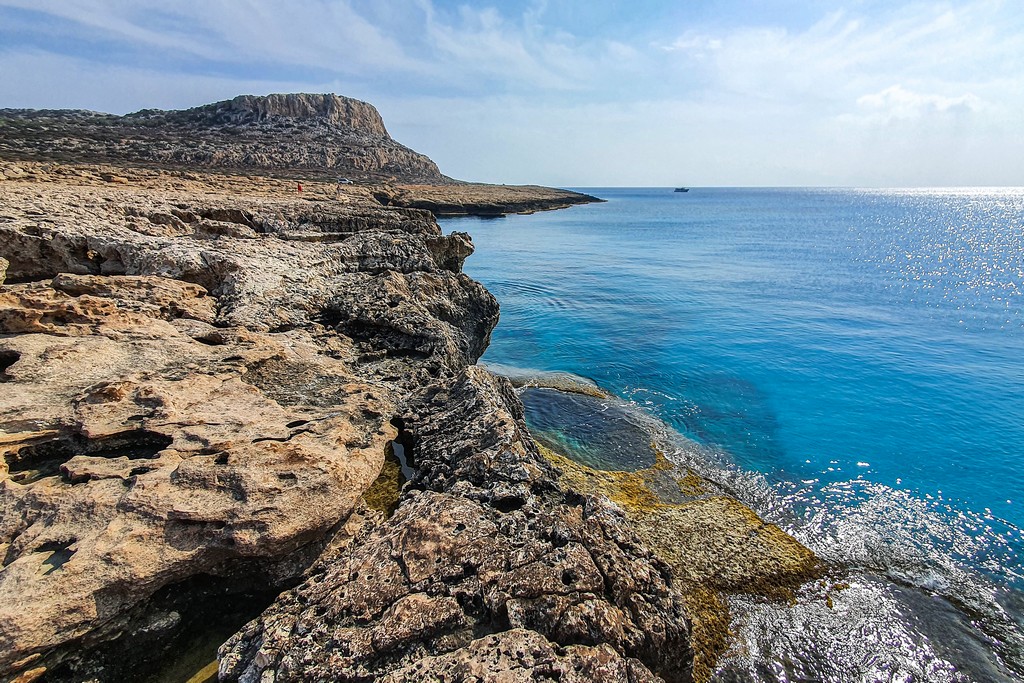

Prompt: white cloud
[663,33,723,55]
[0,50,323,113]
[663,3,1020,107]
[421,5,586,91]
[0,0,434,78]
[855,85,982,122]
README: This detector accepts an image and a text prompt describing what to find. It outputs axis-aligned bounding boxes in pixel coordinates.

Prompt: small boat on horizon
[674,187,689,192]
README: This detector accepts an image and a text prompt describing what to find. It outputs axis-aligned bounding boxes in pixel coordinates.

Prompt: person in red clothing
[297,183,303,193]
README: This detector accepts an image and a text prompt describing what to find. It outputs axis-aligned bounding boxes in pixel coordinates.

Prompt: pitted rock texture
[0,174,499,679]
[219,367,694,683]
[0,180,494,369]
[0,278,396,671]
[380,628,663,682]
[0,93,445,182]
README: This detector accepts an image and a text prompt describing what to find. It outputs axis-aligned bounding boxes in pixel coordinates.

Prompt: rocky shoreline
[0,159,676,681]
[0,159,821,683]
[0,94,820,683]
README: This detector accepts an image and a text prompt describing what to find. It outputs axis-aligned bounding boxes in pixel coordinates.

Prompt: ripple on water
[453,188,1024,681]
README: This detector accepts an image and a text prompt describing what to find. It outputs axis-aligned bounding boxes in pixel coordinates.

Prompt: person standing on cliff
[297,183,303,193]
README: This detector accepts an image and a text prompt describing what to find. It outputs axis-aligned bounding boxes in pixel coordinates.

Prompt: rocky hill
[0,93,446,183]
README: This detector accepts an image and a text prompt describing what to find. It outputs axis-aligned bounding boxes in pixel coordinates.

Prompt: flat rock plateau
[0,95,819,683]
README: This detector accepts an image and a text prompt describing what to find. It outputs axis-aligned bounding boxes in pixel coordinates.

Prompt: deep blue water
[444,187,1024,679]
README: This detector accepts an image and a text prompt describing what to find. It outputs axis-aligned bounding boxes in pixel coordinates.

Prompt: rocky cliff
[0,94,445,182]
[0,162,702,682]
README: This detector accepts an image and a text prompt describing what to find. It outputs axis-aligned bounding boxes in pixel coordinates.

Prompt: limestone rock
[0,163,684,682]
[0,275,397,673]
[381,628,663,682]
[375,183,602,216]
[0,181,494,368]
[197,93,391,136]
[218,367,694,683]
[0,174,499,679]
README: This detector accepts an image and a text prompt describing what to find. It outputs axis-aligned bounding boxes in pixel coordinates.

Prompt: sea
[442,187,1024,682]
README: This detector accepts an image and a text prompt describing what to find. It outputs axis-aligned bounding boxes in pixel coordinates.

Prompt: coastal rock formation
[219,367,693,682]
[0,94,445,182]
[185,93,392,135]
[0,165,697,682]
[374,183,604,216]
[0,171,502,679]
[0,94,820,682]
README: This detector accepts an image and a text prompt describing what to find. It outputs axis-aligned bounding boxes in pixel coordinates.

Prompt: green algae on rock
[363,442,407,518]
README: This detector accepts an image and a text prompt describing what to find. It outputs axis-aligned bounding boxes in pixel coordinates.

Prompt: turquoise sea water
[444,187,1024,681]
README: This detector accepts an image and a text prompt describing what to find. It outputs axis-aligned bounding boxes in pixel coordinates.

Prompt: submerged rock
[537,440,821,682]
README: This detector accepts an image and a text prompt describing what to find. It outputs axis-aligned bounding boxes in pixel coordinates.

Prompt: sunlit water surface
[444,187,1024,681]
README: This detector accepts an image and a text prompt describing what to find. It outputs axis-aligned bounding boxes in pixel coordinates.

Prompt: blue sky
[1,0,1021,186]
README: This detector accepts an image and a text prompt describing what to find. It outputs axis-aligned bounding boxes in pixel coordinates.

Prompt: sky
[1,0,1022,187]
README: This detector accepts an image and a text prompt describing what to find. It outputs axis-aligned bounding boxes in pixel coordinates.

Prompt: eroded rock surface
[0,174,500,679]
[219,367,693,683]
[0,166,701,683]
[0,154,839,683]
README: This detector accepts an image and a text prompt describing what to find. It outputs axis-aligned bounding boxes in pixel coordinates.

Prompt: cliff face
[0,94,445,182]
[173,93,391,136]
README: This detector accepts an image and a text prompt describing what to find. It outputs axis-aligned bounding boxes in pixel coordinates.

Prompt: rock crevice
[219,367,694,683]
